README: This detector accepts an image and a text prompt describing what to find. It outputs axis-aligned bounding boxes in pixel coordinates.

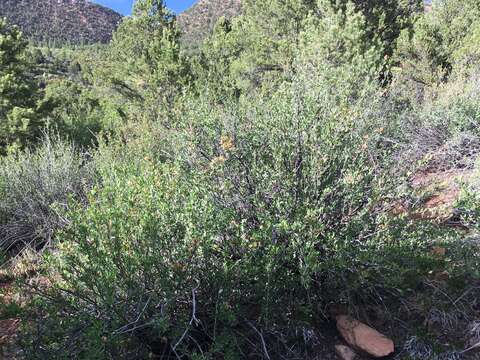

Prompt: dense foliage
[0,19,47,153]
[0,0,479,359]
[0,137,92,253]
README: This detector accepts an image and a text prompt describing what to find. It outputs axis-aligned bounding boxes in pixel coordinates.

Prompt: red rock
[336,315,394,358]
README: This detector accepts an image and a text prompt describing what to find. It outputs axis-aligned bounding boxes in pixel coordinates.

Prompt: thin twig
[247,321,271,360]
[172,285,200,352]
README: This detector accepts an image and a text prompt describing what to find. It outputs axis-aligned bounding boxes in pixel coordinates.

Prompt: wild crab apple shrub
[23,76,444,358]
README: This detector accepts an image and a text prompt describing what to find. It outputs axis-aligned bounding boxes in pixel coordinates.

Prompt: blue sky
[94,0,197,15]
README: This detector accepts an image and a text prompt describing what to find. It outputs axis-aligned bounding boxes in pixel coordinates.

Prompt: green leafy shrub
[43,77,119,148]
[22,58,451,358]
[25,157,236,359]
[15,0,480,358]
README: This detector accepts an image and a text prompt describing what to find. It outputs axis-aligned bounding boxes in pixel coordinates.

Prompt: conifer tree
[395,0,480,86]
[198,0,421,95]
[228,0,317,93]
[108,0,190,121]
[333,0,423,56]
[193,17,242,103]
[0,18,43,152]
[298,0,384,93]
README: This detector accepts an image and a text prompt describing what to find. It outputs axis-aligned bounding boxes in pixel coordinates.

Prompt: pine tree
[298,0,384,92]
[395,0,480,86]
[227,0,317,93]
[0,18,43,152]
[107,0,190,121]
[197,0,421,96]
[332,0,423,56]
[193,17,242,103]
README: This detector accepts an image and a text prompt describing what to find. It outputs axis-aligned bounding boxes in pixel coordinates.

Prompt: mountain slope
[177,0,242,46]
[0,0,123,44]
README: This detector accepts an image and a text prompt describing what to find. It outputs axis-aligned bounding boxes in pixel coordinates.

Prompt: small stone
[336,315,394,358]
[335,344,356,360]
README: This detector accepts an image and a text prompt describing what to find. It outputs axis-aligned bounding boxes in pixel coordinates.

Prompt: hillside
[0,0,122,44]
[177,0,242,46]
